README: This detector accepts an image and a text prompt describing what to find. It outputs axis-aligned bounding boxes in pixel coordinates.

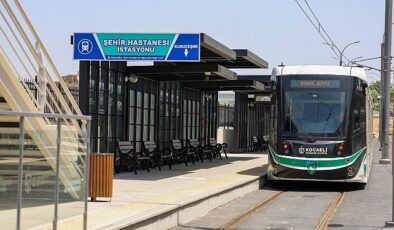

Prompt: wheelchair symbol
[78,39,93,55]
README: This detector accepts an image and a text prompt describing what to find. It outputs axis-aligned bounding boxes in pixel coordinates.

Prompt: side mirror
[362,82,368,95]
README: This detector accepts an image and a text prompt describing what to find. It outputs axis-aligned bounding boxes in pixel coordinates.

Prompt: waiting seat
[116,141,151,174]
[188,139,208,162]
[209,138,228,159]
[171,139,195,166]
[143,141,172,170]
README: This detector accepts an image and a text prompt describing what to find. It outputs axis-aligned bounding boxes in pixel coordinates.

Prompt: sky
[19,0,385,82]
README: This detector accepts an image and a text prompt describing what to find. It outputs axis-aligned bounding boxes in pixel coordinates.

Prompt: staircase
[0,0,89,202]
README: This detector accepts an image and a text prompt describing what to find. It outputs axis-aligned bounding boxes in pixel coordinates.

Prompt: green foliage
[369,81,394,111]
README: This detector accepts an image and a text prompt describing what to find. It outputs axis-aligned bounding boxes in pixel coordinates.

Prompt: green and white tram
[267,65,373,184]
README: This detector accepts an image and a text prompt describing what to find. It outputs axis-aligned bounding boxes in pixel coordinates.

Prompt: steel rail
[315,192,346,230]
[218,191,285,230]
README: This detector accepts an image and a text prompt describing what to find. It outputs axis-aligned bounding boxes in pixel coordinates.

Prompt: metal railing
[0,0,84,138]
[0,110,91,230]
[218,104,235,129]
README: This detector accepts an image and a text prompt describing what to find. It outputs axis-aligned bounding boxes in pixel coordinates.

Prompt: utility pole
[380,43,384,150]
[380,0,392,165]
[383,0,394,227]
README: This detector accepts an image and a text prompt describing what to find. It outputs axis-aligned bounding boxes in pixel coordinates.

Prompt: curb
[107,173,268,230]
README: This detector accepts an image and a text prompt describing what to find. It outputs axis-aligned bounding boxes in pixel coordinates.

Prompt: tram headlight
[283,142,290,155]
[337,143,344,156]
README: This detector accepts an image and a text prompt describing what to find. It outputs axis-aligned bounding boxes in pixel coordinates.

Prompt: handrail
[0,109,91,120]
[0,112,90,230]
[0,0,87,145]
[0,0,82,117]
[13,0,83,116]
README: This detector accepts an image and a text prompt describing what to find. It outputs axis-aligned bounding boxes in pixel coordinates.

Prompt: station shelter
[78,33,271,154]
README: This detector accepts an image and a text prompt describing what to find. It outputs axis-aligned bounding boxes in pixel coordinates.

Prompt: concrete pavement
[30,153,267,230]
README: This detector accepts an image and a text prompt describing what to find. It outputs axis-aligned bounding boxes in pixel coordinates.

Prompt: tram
[267,65,373,183]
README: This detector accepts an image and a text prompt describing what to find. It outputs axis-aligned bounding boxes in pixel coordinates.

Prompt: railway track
[218,189,346,230]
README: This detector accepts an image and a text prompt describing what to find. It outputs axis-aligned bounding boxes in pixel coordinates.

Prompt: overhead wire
[294,0,352,64]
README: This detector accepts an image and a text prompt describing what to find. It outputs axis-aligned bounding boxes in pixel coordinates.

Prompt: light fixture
[204,72,211,81]
[125,74,139,83]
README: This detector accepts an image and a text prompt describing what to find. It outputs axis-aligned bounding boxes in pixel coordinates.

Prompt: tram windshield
[282,78,347,138]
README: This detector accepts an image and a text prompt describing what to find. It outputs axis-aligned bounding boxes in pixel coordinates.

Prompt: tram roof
[181,79,265,91]
[271,65,367,83]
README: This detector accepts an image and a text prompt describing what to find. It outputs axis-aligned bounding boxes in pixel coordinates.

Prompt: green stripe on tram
[269,146,366,170]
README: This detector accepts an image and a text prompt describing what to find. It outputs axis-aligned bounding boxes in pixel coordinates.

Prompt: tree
[368,81,394,111]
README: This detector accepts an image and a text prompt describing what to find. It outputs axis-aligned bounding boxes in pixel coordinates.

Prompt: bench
[188,139,209,162]
[252,136,262,152]
[116,141,136,174]
[253,135,269,152]
[171,139,196,166]
[209,138,228,159]
[144,141,172,170]
[117,141,150,174]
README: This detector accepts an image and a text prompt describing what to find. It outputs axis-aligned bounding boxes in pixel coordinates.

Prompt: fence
[218,104,234,129]
[0,110,91,230]
[24,78,79,114]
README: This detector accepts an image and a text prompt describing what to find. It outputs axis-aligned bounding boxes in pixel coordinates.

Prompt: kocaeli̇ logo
[299,146,305,155]
[78,39,93,55]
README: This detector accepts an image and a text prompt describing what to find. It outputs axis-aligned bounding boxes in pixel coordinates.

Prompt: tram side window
[271,105,277,130]
[353,107,360,130]
[352,90,366,132]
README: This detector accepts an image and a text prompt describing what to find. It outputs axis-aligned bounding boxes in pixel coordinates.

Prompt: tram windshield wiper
[286,112,315,143]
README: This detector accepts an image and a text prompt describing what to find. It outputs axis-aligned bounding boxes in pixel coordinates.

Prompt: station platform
[39,153,267,230]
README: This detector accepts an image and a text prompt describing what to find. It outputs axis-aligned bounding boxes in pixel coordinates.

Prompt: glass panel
[144,109,149,125]
[136,126,141,141]
[0,128,20,229]
[116,96,123,113]
[98,91,105,114]
[136,108,142,125]
[99,68,107,90]
[108,96,114,115]
[129,125,135,141]
[165,104,169,117]
[150,126,155,140]
[129,90,135,106]
[117,84,122,95]
[284,91,346,137]
[56,118,89,229]
[171,90,175,103]
[143,126,149,140]
[165,117,170,129]
[137,91,142,108]
[129,107,135,124]
[170,105,174,116]
[90,65,97,89]
[98,115,106,137]
[150,95,155,109]
[144,93,149,108]
[159,90,164,102]
[116,117,123,139]
[108,116,113,138]
[150,110,155,125]
[109,71,115,94]
[89,89,96,113]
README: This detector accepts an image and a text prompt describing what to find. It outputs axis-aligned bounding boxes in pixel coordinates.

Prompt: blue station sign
[73,33,200,62]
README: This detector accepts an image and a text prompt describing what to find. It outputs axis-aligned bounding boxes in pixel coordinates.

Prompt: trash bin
[89,153,113,201]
